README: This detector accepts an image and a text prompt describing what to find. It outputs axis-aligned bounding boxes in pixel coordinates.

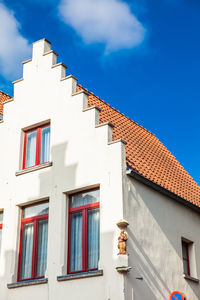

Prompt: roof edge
[77,84,156,137]
[0,90,11,98]
[127,169,200,214]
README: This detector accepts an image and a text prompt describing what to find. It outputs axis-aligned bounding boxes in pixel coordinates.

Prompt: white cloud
[0,3,31,80]
[59,0,146,52]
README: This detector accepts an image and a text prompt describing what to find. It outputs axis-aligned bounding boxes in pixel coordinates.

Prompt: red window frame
[182,241,190,276]
[22,123,50,169]
[17,207,48,281]
[0,214,2,230]
[67,189,100,274]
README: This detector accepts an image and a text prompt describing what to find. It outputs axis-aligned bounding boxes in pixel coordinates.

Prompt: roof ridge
[77,84,156,137]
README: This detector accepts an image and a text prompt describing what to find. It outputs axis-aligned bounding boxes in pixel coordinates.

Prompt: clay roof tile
[0,91,11,115]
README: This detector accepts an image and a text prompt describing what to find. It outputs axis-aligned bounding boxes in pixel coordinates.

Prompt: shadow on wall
[125,229,169,300]
[125,183,170,300]
[123,179,199,300]
[0,250,16,300]
[0,142,79,299]
[38,141,78,197]
[31,141,78,279]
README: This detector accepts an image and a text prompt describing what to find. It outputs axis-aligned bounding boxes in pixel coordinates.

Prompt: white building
[0,39,200,300]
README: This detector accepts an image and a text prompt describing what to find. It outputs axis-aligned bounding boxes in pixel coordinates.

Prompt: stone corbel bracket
[116,219,129,229]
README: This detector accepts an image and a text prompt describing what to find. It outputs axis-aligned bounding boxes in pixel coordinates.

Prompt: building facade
[0,39,200,300]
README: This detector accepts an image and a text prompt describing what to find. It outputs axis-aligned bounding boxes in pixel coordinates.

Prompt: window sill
[7,278,48,289]
[57,270,103,281]
[183,274,199,283]
[15,162,52,176]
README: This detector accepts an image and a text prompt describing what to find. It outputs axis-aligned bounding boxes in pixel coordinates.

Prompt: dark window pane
[183,259,189,275]
[182,241,190,275]
[36,219,48,277]
[25,131,37,168]
[20,223,34,279]
[0,212,3,224]
[70,190,99,208]
[182,242,188,259]
[40,126,50,164]
[87,208,100,269]
[70,212,82,272]
[23,202,49,218]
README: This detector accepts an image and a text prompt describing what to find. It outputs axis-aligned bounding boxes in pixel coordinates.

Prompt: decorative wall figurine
[118,229,128,255]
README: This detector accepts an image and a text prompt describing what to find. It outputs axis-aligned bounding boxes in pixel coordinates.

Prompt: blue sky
[0,0,200,184]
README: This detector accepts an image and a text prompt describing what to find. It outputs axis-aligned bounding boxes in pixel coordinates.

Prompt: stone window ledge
[7,278,48,289]
[16,162,52,176]
[183,274,199,283]
[57,270,103,282]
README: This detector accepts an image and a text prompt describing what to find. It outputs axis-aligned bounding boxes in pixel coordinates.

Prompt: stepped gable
[77,84,200,207]
[0,91,11,115]
[1,76,200,207]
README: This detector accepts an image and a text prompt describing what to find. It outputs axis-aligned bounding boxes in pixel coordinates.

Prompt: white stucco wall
[0,39,127,300]
[124,175,200,300]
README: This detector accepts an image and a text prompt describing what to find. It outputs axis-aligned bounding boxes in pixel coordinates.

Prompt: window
[18,202,49,281]
[0,212,3,256]
[68,189,100,273]
[23,124,50,169]
[182,240,190,276]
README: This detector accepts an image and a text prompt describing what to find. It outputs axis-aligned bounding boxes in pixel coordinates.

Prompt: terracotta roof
[0,91,11,115]
[77,84,200,207]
